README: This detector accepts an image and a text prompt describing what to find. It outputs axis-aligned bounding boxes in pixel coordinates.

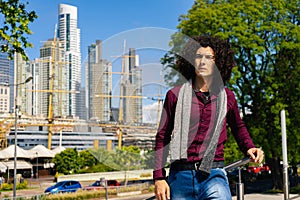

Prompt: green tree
[53,148,81,175]
[79,149,98,168]
[110,146,143,185]
[89,147,114,167]
[162,0,300,189]
[0,0,37,60]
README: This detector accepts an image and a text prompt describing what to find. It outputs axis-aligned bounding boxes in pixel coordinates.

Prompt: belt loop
[194,162,200,171]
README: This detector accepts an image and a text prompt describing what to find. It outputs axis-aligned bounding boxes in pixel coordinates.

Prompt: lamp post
[36,152,38,179]
[13,75,32,199]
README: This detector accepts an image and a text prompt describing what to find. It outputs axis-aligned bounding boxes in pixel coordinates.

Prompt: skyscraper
[14,53,32,117]
[0,47,13,113]
[58,4,81,117]
[30,39,67,117]
[122,48,142,124]
[87,40,112,122]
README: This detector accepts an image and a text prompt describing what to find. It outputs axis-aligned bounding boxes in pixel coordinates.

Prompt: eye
[205,55,214,60]
[195,54,204,59]
[195,54,214,60]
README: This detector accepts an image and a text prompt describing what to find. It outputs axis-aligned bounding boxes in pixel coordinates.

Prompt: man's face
[194,46,215,77]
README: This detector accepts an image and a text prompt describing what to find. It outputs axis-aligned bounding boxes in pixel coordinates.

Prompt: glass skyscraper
[58,4,81,117]
[87,40,112,122]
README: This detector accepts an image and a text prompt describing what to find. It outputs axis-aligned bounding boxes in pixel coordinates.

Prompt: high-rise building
[30,39,67,117]
[0,47,13,113]
[87,40,112,122]
[122,48,142,124]
[58,4,81,117]
[14,53,32,116]
[76,86,87,120]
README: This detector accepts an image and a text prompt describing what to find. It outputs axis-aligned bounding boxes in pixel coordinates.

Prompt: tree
[53,148,82,175]
[162,0,300,189]
[109,146,143,185]
[79,149,98,168]
[0,0,37,60]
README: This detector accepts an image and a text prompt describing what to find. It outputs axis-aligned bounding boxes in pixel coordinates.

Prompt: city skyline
[1,1,195,124]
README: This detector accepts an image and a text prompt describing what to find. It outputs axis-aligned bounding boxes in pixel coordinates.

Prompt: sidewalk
[232,193,300,200]
[109,192,300,200]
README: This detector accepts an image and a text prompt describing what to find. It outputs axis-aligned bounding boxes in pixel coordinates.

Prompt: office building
[122,48,142,124]
[58,4,81,117]
[87,40,112,122]
[76,86,87,120]
[14,53,32,116]
[0,45,14,113]
[30,39,67,117]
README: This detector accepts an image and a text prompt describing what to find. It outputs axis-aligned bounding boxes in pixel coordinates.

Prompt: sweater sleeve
[226,89,255,155]
[153,90,176,180]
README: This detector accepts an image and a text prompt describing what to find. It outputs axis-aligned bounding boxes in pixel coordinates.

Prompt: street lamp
[36,152,38,179]
[13,75,33,198]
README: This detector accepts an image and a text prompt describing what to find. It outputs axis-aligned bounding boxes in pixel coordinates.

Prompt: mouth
[196,68,206,71]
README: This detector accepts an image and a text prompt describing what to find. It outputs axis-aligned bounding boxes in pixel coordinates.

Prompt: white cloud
[143,101,162,124]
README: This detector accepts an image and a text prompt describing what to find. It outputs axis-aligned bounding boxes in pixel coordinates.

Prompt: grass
[264,185,300,195]
[290,185,300,194]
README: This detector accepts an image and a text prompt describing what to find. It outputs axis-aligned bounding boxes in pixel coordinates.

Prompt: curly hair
[176,35,235,85]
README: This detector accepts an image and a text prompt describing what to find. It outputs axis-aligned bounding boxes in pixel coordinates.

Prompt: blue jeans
[168,168,231,200]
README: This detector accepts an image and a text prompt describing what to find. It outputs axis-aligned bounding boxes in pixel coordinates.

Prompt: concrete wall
[57,168,168,182]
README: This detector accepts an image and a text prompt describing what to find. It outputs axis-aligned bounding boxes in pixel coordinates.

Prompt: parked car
[44,180,82,194]
[85,180,121,191]
[247,164,271,175]
[247,166,261,174]
[260,163,271,174]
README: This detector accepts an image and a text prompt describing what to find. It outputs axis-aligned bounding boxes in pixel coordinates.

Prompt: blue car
[45,180,82,194]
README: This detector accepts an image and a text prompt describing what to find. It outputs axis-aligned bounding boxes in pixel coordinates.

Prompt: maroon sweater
[153,85,255,180]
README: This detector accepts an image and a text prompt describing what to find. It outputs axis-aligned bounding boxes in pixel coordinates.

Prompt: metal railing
[224,157,251,200]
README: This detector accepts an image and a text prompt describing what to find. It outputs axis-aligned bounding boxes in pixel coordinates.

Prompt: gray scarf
[170,81,227,174]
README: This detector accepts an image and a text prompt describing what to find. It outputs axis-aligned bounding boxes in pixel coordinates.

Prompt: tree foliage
[53,148,82,175]
[53,146,145,175]
[161,0,300,189]
[0,0,37,60]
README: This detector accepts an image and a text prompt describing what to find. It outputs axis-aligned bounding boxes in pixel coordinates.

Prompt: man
[153,35,264,200]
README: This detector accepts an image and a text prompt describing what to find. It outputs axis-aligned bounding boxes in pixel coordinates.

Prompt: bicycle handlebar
[224,157,251,172]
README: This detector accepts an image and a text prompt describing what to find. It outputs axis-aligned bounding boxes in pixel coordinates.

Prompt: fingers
[166,185,170,200]
[247,147,264,163]
[257,148,264,163]
[155,180,170,200]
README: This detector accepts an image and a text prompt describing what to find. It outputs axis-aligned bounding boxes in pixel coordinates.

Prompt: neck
[194,76,212,92]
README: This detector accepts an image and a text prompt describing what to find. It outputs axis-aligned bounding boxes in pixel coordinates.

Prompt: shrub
[1,183,12,191]
[17,180,28,190]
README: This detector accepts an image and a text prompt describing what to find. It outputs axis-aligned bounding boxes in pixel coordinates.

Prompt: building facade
[58,4,81,117]
[76,86,87,120]
[14,53,32,117]
[122,48,143,124]
[7,130,118,151]
[87,40,112,122]
[0,46,14,113]
[30,39,67,117]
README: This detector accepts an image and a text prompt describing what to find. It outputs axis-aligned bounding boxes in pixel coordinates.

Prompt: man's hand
[155,179,170,200]
[247,147,264,163]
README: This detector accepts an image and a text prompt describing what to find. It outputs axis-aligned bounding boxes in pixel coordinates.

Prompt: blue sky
[26,0,194,61]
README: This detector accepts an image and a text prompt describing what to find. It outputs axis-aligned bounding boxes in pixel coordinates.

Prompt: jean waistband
[170,160,224,171]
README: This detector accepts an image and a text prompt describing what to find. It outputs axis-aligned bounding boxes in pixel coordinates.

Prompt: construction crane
[94,40,165,148]
[0,115,14,149]
[29,27,76,149]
